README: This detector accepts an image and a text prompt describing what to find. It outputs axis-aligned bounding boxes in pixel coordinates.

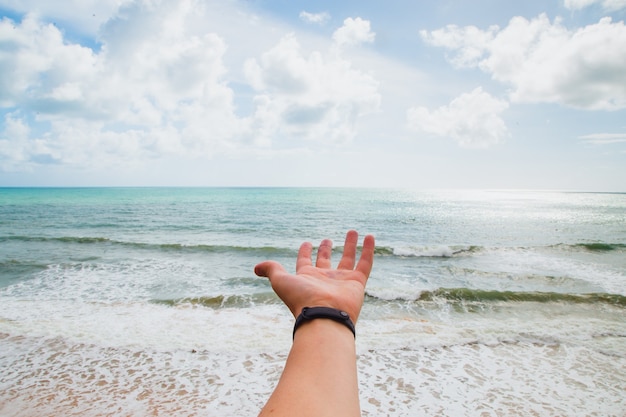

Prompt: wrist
[293,306,356,339]
[292,316,357,345]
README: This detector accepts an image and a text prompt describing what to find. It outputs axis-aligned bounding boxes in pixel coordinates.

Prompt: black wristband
[293,307,356,339]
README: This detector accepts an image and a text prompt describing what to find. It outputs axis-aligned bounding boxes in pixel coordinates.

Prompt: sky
[0,0,625,190]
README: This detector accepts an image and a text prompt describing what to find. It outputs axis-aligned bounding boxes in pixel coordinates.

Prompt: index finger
[355,234,375,278]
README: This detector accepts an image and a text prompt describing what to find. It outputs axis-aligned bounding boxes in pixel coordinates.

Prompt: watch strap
[293,306,356,339]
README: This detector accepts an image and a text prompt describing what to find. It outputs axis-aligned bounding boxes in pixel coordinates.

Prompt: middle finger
[315,239,333,268]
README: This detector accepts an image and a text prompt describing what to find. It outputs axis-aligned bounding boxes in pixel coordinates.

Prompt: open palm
[254,230,375,324]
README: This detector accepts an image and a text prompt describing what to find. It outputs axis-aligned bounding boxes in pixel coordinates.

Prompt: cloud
[0,14,98,109]
[299,11,330,25]
[407,87,509,148]
[244,33,381,144]
[564,0,626,11]
[332,17,375,47]
[419,24,499,68]
[0,3,383,173]
[0,1,243,170]
[421,14,626,110]
[0,113,33,171]
[579,132,626,144]
[0,0,133,35]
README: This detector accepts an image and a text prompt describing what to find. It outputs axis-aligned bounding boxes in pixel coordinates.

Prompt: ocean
[0,187,624,416]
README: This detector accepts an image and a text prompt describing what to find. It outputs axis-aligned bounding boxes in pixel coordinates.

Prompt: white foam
[0,333,283,416]
[1,281,625,417]
[0,299,293,352]
[359,297,626,362]
[393,245,459,258]
[1,326,624,417]
[357,342,626,416]
[0,257,259,304]
[444,245,626,295]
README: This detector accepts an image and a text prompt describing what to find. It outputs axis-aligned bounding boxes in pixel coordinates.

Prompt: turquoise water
[1,188,625,416]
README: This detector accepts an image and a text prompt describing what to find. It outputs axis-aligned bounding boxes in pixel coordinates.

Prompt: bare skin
[255,230,375,417]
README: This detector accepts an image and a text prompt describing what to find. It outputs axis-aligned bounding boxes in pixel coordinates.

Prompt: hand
[254,230,375,324]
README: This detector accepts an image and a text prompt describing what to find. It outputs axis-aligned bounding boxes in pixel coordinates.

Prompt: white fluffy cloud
[299,11,330,25]
[564,0,626,11]
[0,2,244,171]
[421,14,626,110]
[0,15,98,108]
[0,113,34,171]
[244,33,380,143]
[407,87,509,148]
[332,17,376,47]
[0,1,382,172]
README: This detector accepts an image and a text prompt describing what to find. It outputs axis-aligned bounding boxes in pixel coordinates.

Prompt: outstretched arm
[255,230,375,417]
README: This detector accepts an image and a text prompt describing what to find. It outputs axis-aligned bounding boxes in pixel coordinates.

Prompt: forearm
[259,319,361,417]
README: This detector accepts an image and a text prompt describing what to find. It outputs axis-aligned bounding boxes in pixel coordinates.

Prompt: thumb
[254,261,286,278]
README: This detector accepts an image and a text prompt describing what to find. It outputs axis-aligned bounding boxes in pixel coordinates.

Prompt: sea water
[0,188,624,416]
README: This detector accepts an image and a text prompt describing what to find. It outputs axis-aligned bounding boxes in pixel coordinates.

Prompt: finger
[315,239,333,269]
[337,230,358,270]
[355,234,375,278]
[296,241,313,272]
[254,261,287,278]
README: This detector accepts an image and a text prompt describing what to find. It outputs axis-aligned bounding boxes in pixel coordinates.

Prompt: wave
[378,242,626,258]
[1,236,111,244]
[153,292,280,308]
[4,235,475,259]
[3,235,625,260]
[0,235,297,257]
[365,287,626,307]
[0,259,49,270]
[567,243,626,252]
[0,260,49,286]
[376,245,482,258]
[154,287,626,311]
